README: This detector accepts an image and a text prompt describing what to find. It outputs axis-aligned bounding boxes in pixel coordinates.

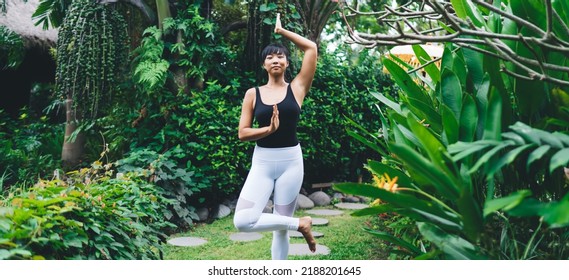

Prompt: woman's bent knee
[233,212,254,232]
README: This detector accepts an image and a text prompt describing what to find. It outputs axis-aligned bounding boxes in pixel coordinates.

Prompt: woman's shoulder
[244,87,257,96]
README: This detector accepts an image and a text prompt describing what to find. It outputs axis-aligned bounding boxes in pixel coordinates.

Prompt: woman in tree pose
[233,13,318,260]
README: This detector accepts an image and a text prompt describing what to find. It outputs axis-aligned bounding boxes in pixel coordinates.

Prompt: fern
[132,26,170,93]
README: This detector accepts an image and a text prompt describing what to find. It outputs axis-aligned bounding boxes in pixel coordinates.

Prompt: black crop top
[254,85,301,148]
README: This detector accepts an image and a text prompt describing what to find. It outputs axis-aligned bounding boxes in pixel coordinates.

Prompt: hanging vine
[55,0,129,120]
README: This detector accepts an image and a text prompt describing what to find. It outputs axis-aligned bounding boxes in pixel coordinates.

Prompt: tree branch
[336,0,569,87]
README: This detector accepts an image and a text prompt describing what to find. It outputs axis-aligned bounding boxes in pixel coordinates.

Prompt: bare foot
[298,216,316,252]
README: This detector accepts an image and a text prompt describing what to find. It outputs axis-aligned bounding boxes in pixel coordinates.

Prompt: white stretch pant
[233,144,303,260]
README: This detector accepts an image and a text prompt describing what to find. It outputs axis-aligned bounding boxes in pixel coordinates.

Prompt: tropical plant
[335,42,569,259]
[0,109,62,191]
[55,0,130,167]
[0,25,24,70]
[115,146,209,228]
[0,164,174,260]
[332,0,569,260]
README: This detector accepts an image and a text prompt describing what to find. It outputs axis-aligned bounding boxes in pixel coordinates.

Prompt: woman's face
[263,52,289,75]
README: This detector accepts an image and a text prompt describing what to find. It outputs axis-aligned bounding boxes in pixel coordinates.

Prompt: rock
[214,204,231,219]
[167,237,207,247]
[297,194,314,209]
[196,207,209,221]
[308,191,331,206]
[332,192,345,200]
[343,195,360,203]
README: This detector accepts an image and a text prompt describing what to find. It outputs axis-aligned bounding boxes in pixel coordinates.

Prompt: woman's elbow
[238,130,247,142]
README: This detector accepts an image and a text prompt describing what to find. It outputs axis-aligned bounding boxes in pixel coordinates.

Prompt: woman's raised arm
[274,14,318,100]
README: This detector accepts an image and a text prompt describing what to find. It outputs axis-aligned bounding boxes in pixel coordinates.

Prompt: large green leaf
[346,130,387,157]
[440,68,463,120]
[459,94,478,142]
[452,49,468,90]
[483,190,532,217]
[406,97,443,133]
[397,123,422,148]
[474,74,490,139]
[553,0,569,41]
[351,204,397,216]
[526,145,551,170]
[469,141,515,174]
[334,183,461,230]
[449,140,500,161]
[509,0,546,31]
[482,88,502,140]
[502,132,526,145]
[456,187,483,242]
[441,104,459,145]
[486,144,536,178]
[391,119,414,148]
[550,148,569,173]
[407,114,446,162]
[363,228,422,255]
[451,0,485,28]
[417,222,487,260]
[389,143,460,200]
[507,198,546,217]
[412,45,441,83]
[508,194,569,229]
[383,58,431,106]
[370,91,402,115]
[541,193,569,228]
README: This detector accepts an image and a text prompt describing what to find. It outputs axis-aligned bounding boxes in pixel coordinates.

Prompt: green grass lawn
[164,207,389,260]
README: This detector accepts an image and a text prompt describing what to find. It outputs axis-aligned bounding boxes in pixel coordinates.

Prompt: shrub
[0,166,174,260]
[0,109,62,191]
[116,146,210,228]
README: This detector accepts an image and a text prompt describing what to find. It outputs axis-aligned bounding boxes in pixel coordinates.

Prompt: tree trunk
[61,95,85,168]
[243,0,274,81]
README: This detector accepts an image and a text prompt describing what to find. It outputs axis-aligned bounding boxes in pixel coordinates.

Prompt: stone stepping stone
[288,230,324,238]
[305,209,344,216]
[312,218,329,226]
[167,237,207,247]
[334,202,368,210]
[288,244,330,256]
[229,232,264,242]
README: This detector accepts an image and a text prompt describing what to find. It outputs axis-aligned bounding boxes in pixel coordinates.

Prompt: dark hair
[260,43,290,64]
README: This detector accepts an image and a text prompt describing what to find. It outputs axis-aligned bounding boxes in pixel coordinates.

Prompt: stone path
[288,244,330,256]
[229,232,264,242]
[166,206,349,257]
[312,217,329,226]
[305,209,344,216]
[334,202,368,210]
[288,230,324,238]
[167,237,207,247]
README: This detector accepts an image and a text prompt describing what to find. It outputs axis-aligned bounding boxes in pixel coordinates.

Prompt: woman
[233,13,318,260]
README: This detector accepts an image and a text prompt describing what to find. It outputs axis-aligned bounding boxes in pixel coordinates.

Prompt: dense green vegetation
[1,0,568,260]
[335,0,569,259]
[1,0,395,259]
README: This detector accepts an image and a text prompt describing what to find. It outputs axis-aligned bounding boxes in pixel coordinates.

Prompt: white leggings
[233,144,303,260]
